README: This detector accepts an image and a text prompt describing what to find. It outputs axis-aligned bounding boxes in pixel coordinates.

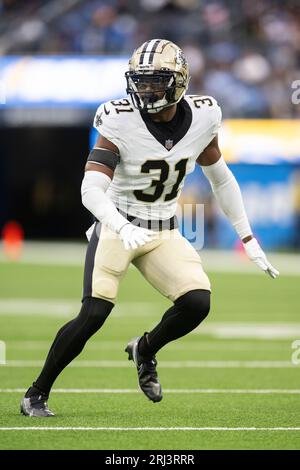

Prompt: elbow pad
[81,170,111,197]
[201,157,252,240]
[201,157,234,188]
[81,171,128,233]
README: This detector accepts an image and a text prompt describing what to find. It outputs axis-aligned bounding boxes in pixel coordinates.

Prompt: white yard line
[2,388,300,394]
[1,360,297,368]
[194,323,300,340]
[0,299,79,317]
[0,242,86,266]
[7,340,289,351]
[1,426,300,431]
[1,243,300,276]
[0,300,156,318]
[1,299,300,340]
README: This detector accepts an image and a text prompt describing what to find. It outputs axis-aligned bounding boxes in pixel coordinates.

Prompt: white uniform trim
[201,157,252,240]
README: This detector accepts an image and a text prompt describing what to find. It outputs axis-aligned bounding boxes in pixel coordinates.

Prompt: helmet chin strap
[147,107,163,114]
[142,95,169,113]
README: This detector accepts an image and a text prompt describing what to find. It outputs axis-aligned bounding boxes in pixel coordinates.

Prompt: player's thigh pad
[84,223,133,303]
[132,229,211,302]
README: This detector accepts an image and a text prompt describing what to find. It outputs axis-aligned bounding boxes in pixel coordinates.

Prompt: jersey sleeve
[207,96,222,136]
[93,101,120,148]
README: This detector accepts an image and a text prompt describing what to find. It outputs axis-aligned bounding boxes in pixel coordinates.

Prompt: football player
[21,39,279,416]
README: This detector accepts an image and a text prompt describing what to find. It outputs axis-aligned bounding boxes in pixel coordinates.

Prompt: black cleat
[20,394,55,417]
[125,337,162,403]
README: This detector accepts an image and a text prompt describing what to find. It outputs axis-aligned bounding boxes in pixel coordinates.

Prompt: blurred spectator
[0,0,300,118]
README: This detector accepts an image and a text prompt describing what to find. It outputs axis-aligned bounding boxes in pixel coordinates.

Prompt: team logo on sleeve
[165,139,173,150]
[95,112,103,127]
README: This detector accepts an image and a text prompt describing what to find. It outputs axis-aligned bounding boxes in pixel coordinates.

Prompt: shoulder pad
[187,95,222,133]
[186,94,220,110]
[93,98,133,146]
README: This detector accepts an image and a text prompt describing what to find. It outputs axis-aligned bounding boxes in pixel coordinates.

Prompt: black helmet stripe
[139,39,161,65]
[139,40,151,65]
[148,39,161,64]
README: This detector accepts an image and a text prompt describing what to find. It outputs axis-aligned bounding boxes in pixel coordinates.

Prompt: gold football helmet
[125,39,190,113]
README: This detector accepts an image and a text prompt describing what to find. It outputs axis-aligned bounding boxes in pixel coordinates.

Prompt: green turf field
[0,256,300,450]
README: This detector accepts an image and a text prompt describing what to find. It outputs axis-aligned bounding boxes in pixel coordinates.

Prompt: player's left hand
[243,237,279,279]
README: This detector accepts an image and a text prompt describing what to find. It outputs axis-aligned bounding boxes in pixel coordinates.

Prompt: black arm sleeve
[87,148,120,171]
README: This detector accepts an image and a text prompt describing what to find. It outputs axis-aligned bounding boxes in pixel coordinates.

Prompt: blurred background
[0,0,300,250]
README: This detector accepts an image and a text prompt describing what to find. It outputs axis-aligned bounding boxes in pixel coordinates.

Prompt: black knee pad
[175,289,210,323]
[79,297,114,332]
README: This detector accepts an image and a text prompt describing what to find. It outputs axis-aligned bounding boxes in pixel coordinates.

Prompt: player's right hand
[119,223,156,250]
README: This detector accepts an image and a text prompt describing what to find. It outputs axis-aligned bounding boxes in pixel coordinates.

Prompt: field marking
[1,427,300,432]
[194,323,300,340]
[0,299,79,317]
[2,296,300,340]
[1,298,300,340]
[2,388,300,394]
[1,360,297,368]
[7,340,290,351]
[0,300,156,318]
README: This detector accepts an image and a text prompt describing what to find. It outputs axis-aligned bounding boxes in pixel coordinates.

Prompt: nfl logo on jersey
[165,139,173,150]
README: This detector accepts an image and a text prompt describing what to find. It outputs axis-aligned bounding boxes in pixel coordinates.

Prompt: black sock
[138,289,210,357]
[31,297,113,396]
[138,304,180,357]
[25,384,46,398]
[25,321,75,397]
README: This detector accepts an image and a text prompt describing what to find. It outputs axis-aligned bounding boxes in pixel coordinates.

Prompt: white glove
[119,223,156,250]
[243,237,279,279]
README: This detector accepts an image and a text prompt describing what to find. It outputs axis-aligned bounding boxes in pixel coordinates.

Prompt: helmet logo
[175,49,186,65]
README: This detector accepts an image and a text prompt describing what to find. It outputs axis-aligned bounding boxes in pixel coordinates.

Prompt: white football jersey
[93,95,221,220]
